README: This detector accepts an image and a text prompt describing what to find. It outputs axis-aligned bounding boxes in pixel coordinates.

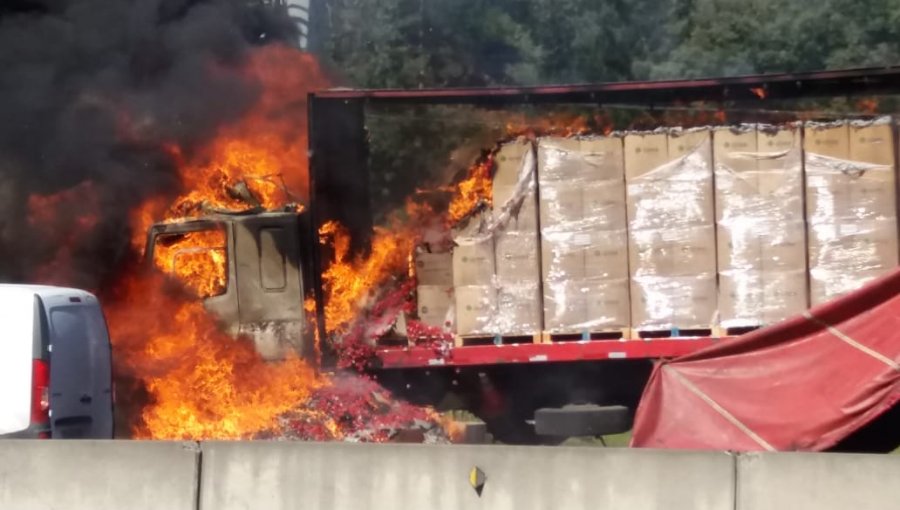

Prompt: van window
[49,305,111,383]
[260,227,287,291]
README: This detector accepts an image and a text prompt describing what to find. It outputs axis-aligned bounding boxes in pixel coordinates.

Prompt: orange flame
[105,44,330,439]
[152,229,227,299]
[106,272,322,439]
[447,155,494,224]
[318,219,420,334]
[131,45,327,250]
[750,87,767,99]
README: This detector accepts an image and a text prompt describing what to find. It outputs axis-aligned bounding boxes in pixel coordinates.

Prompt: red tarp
[631,268,900,451]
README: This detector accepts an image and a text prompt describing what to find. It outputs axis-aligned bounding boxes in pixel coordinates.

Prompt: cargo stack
[452,139,541,339]
[804,118,899,304]
[414,248,454,329]
[624,128,717,335]
[538,136,629,337]
[491,139,542,336]
[714,124,807,329]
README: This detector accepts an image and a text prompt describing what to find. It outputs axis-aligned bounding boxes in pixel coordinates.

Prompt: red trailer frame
[374,337,723,369]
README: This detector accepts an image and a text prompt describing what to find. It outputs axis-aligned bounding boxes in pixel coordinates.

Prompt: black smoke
[0,0,297,289]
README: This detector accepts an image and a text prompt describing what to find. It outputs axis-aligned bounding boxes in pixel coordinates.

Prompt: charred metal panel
[145,213,309,361]
[308,95,370,341]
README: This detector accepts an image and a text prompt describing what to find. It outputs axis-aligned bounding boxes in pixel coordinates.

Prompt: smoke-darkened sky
[0,0,296,288]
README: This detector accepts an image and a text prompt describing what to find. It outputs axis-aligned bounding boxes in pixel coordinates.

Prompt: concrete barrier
[0,440,199,510]
[737,451,900,510]
[199,442,736,510]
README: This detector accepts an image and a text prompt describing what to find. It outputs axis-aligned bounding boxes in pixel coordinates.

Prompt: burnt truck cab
[145,211,313,361]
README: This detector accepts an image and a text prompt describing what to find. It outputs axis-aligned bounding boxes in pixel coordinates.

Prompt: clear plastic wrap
[804,118,899,305]
[625,128,717,330]
[452,139,542,336]
[538,135,629,333]
[714,124,807,328]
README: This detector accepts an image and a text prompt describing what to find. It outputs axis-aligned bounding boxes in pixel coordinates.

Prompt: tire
[534,404,632,438]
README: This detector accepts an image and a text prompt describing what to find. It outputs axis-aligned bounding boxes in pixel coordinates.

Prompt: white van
[0,285,113,438]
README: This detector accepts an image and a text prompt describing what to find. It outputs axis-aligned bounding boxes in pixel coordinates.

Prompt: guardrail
[1,441,897,510]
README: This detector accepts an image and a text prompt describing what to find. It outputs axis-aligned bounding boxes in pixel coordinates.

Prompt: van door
[0,288,37,436]
[47,300,113,438]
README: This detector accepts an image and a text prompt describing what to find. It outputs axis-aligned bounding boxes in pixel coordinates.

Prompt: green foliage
[321,0,900,86]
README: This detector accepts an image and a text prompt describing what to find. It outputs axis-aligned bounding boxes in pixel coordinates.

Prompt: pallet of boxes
[713,124,807,332]
[416,117,899,347]
[624,128,718,338]
[804,118,898,303]
[537,135,630,341]
[452,139,543,346]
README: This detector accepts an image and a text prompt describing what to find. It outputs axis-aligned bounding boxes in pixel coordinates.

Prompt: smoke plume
[0,0,297,289]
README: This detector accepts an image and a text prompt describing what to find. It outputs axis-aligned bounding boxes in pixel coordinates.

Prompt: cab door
[47,297,113,438]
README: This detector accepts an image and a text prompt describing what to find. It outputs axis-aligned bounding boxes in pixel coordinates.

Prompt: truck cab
[144,211,313,361]
[0,285,114,439]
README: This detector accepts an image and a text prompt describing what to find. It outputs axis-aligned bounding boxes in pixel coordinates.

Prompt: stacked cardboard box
[804,119,899,304]
[414,249,454,329]
[538,136,629,333]
[714,124,807,328]
[624,128,717,331]
[453,139,541,336]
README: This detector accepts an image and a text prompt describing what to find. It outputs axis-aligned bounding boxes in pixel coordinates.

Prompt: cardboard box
[496,281,542,334]
[580,136,625,182]
[629,225,716,277]
[582,180,627,229]
[537,137,588,182]
[718,269,808,327]
[539,181,584,227]
[624,132,669,182]
[806,165,896,222]
[583,228,629,279]
[454,285,497,335]
[808,218,899,274]
[804,123,849,159]
[541,231,588,281]
[493,139,534,187]
[584,278,631,330]
[715,126,803,223]
[452,240,495,287]
[810,267,891,306]
[415,250,453,286]
[669,128,712,159]
[717,220,806,272]
[850,121,894,165]
[495,231,540,286]
[626,129,714,230]
[493,185,538,232]
[630,274,717,329]
[417,285,454,328]
[542,279,588,332]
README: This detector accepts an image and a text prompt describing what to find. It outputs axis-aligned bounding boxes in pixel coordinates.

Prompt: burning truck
[139,67,900,444]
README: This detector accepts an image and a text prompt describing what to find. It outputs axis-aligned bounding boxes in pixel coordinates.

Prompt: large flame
[105,271,322,439]
[151,229,227,299]
[105,44,331,439]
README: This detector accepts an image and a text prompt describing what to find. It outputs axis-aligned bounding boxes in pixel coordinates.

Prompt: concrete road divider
[199,441,736,510]
[0,440,199,510]
[737,451,900,510]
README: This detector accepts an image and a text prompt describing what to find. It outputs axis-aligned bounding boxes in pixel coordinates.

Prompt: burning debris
[269,375,449,443]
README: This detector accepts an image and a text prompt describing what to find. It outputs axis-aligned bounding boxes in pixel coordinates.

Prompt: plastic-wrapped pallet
[538,136,629,335]
[624,128,717,333]
[714,124,807,329]
[804,118,899,305]
[452,139,541,337]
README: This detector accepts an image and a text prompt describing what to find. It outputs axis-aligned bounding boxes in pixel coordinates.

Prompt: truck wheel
[534,404,632,438]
